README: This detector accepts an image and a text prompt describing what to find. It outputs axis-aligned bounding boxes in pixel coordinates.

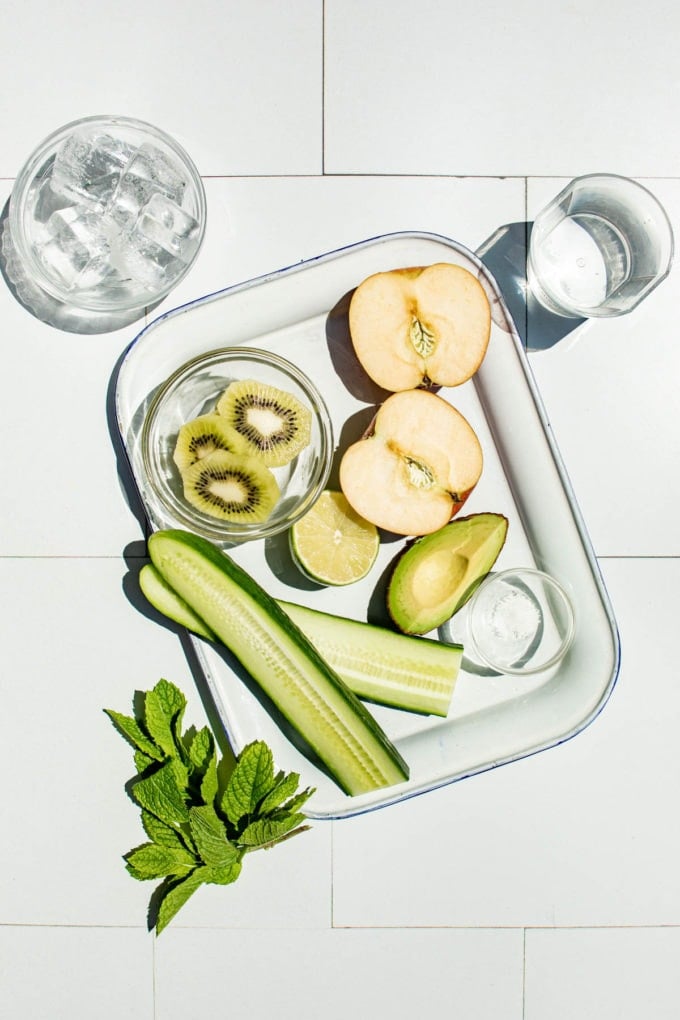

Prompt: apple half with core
[339,389,483,537]
[348,262,491,391]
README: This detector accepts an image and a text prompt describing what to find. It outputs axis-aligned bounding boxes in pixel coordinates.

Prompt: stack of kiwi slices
[173,378,312,524]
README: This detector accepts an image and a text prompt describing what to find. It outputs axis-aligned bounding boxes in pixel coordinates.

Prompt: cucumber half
[140,563,461,717]
[147,529,409,796]
[279,601,460,717]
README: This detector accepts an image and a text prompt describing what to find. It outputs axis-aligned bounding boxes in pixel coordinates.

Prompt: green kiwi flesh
[216,379,312,467]
[181,450,280,523]
[173,414,249,474]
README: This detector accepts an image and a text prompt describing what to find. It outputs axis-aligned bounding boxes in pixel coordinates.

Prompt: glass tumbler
[527,174,673,319]
[4,115,206,320]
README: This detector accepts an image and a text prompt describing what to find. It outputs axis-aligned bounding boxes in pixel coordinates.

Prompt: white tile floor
[1,2,679,1017]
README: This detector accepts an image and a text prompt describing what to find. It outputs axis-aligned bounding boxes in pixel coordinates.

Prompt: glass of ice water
[463,568,575,676]
[5,115,206,320]
[527,174,673,319]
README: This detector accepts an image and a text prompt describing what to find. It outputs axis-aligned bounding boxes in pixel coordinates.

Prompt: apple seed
[404,456,436,489]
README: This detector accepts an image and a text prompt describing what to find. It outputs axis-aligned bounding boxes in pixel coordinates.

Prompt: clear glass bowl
[8,114,206,314]
[464,567,576,675]
[141,347,334,544]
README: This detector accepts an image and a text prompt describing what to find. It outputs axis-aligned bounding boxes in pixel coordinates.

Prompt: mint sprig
[105,679,315,934]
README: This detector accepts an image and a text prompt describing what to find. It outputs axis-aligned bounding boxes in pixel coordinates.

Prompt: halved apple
[349,262,491,391]
[338,389,483,536]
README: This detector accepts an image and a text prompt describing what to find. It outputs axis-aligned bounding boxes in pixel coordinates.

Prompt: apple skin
[338,389,483,537]
[349,262,491,392]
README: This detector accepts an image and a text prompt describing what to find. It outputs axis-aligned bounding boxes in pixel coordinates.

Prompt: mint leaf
[199,752,219,806]
[155,869,206,935]
[154,679,187,750]
[239,812,308,849]
[134,749,157,774]
[188,726,214,772]
[221,741,274,824]
[278,786,315,815]
[142,810,187,851]
[189,805,241,867]
[170,755,189,792]
[187,727,219,804]
[125,842,196,881]
[153,678,186,721]
[144,689,179,760]
[104,709,163,761]
[258,771,301,814]
[205,860,242,886]
[131,761,189,827]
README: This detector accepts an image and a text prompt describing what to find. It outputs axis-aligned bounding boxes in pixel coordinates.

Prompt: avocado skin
[386,513,508,635]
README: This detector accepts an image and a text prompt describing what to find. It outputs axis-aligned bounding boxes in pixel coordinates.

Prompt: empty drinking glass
[527,174,673,319]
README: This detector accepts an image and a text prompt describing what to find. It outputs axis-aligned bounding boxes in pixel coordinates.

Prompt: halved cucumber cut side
[139,563,461,718]
[279,600,461,717]
[147,529,409,797]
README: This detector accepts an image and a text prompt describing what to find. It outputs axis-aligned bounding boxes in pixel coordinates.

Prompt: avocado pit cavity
[410,551,469,608]
[387,512,509,635]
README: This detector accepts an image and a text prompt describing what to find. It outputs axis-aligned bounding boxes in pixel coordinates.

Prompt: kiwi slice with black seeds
[181,450,280,523]
[173,413,249,475]
[216,379,312,467]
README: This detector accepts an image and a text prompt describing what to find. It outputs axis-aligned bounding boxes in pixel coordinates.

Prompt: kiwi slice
[181,450,280,523]
[173,414,248,474]
[216,379,312,467]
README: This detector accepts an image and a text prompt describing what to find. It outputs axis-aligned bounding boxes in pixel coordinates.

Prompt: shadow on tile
[476,221,585,351]
[0,197,156,334]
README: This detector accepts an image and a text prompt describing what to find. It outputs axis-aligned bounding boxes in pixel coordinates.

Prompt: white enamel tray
[115,231,621,819]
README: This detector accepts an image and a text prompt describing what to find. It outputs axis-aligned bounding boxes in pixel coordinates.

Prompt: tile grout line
[526,934,530,1020]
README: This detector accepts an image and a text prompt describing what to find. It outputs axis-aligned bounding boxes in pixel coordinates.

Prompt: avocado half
[387,512,508,635]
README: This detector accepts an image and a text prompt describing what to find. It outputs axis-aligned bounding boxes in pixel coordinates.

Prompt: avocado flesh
[387,512,508,635]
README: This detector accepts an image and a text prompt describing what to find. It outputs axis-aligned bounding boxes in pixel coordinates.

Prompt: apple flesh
[339,389,483,537]
[348,262,491,392]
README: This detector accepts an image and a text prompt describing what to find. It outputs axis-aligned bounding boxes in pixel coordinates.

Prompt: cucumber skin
[147,530,409,796]
[139,562,215,640]
[139,563,460,717]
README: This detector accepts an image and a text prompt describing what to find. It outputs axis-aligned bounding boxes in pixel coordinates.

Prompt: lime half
[290,490,380,586]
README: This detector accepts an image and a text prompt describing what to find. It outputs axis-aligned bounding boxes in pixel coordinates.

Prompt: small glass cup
[463,568,575,676]
[5,115,206,321]
[527,174,673,319]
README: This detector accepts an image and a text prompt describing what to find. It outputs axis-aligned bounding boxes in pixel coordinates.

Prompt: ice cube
[135,192,200,263]
[106,142,187,231]
[118,227,183,293]
[105,173,150,231]
[29,176,73,226]
[50,130,136,211]
[124,142,186,203]
[36,206,114,292]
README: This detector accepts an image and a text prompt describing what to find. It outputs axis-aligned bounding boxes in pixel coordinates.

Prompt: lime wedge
[290,490,380,586]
